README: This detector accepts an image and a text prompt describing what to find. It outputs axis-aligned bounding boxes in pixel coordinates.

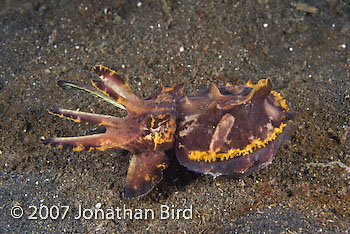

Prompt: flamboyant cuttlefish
[42,65,294,198]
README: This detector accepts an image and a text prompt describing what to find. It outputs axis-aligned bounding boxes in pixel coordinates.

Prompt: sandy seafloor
[0,0,349,233]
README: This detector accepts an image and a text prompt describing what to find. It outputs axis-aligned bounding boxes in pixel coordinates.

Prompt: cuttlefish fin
[125,151,168,198]
[217,78,272,110]
[246,78,272,101]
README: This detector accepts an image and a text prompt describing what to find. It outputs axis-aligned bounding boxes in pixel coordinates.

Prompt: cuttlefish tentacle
[42,133,111,152]
[57,80,126,110]
[43,65,173,198]
[92,65,147,113]
[48,108,120,127]
[42,114,143,152]
[42,65,146,150]
[43,65,169,150]
[93,65,139,101]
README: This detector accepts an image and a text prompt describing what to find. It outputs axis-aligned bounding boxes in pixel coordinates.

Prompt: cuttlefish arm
[41,109,142,152]
[125,150,168,198]
[43,65,179,198]
[57,80,126,110]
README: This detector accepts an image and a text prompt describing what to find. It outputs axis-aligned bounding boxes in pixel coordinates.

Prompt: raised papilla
[42,65,295,198]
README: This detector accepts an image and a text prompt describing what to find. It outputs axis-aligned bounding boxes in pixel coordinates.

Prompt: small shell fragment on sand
[291,2,318,14]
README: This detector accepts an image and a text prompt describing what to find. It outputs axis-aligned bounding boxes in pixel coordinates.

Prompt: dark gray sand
[0,1,349,233]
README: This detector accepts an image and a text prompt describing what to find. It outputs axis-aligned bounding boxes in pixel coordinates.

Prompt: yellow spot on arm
[73,145,85,152]
[95,145,114,151]
[48,110,83,124]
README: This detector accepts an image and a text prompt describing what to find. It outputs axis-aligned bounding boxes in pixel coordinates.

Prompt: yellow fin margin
[188,122,287,163]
